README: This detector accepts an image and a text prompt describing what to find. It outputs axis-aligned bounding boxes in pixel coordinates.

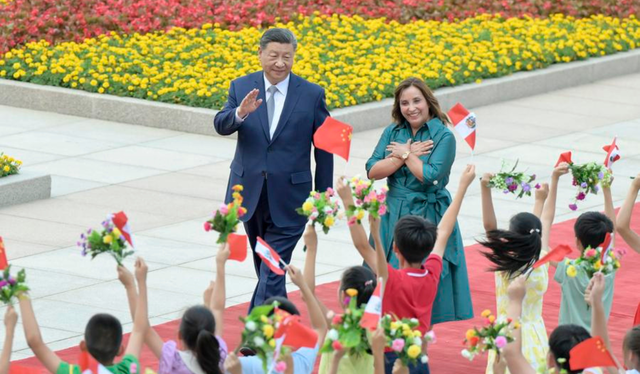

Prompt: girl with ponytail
[480,165,566,374]
[117,244,231,374]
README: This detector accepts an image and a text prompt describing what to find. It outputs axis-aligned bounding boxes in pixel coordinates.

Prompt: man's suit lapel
[270,73,301,144]
[253,73,270,141]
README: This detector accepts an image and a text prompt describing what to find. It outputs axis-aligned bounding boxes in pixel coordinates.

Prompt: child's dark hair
[479,212,542,278]
[549,324,591,374]
[574,212,613,250]
[393,215,437,264]
[179,306,222,374]
[264,296,300,316]
[84,314,123,364]
[340,266,377,307]
[624,326,640,369]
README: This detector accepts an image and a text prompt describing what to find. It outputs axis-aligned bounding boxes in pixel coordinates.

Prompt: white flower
[390,329,397,336]
[327,329,339,341]
[253,337,265,346]
[421,355,429,364]
[310,211,319,219]
[413,337,423,346]
[461,349,474,361]
[305,197,314,203]
[245,321,257,331]
[410,318,418,325]
[323,206,333,213]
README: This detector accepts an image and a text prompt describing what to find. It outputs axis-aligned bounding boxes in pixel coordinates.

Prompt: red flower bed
[1,0,638,53]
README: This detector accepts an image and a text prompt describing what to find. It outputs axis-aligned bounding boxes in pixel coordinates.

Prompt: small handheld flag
[634,302,640,326]
[275,315,318,349]
[313,117,353,161]
[360,278,383,330]
[555,151,573,167]
[533,244,573,269]
[111,211,134,247]
[255,237,285,275]
[603,137,621,169]
[569,336,617,370]
[0,236,7,270]
[448,103,477,151]
[599,232,613,264]
[227,233,248,262]
[79,351,111,374]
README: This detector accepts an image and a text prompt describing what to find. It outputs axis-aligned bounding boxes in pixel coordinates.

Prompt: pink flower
[495,336,507,349]
[364,195,371,203]
[347,216,357,226]
[314,192,321,200]
[377,193,386,203]
[203,221,212,232]
[275,361,287,373]
[355,199,363,206]
[332,314,343,325]
[355,185,365,195]
[585,249,597,258]
[378,205,387,215]
[326,187,335,196]
[219,204,229,215]
[332,340,343,351]
[426,330,437,344]
[576,192,586,201]
[391,339,405,352]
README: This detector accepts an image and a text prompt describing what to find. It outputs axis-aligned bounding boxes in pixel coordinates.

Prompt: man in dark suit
[214,28,334,310]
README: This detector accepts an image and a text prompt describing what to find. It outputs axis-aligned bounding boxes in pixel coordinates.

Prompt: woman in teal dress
[365,77,473,325]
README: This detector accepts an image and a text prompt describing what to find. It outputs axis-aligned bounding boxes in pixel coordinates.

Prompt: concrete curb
[0,171,52,208]
[1,48,639,135]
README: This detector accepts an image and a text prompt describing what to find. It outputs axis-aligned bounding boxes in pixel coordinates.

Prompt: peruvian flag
[111,211,134,247]
[79,351,111,374]
[599,232,613,264]
[255,237,285,275]
[603,137,621,169]
[0,236,7,270]
[360,278,383,330]
[448,103,476,151]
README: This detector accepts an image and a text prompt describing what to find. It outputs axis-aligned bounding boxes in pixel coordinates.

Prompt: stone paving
[1,73,640,359]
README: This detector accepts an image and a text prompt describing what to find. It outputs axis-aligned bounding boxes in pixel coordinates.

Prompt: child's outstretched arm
[1,306,18,374]
[370,215,388,285]
[616,173,640,253]
[541,163,569,265]
[432,165,475,258]
[533,183,549,218]
[125,258,150,359]
[370,327,386,374]
[117,265,163,358]
[587,273,621,374]
[336,177,377,270]
[19,295,62,373]
[503,276,535,374]
[286,265,327,343]
[603,180,616,246]
[301,225,332,323]
[211,243,230,336]
[480,173,498,232]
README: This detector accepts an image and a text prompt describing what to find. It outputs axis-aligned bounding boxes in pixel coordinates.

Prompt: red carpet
[11,203,640,373]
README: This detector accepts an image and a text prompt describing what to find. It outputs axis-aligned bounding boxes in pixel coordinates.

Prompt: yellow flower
[269,339,276,348]
[260,315,269,323]
[481,309,492,318]
[345,288,358,297]
[103,235,113,244]
[232,192,241,200]
[413,330,422,338]
[323,215,335,227]
[263,324,274,339]
[2,165,9,172]
[390,322,400,330]
[566,265,577,278]
[232,185,243,192]
[513,322,521,329]
[614,260,621,268]
[302,201,314,212]
[355,209,365,221]
[488,315,496,323]
[112,227,122,238]
[594,260,602,271]
[465,329,476,340]
[403,329,413,337]
[407,345,421,359]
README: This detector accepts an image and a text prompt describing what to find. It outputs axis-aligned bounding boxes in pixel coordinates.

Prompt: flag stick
[279,257,289,268]
[342,158,349,178]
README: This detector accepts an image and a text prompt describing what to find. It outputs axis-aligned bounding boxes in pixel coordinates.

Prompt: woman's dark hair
[264,296,300,316]
[340,266,377,307]
[479,212,542,278]
[179,306,222,374]
[391,77,451,126]
[624,326,640,369]
[549,324,591,374]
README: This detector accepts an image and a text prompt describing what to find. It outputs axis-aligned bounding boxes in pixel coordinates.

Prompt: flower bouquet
[568,162,612,211]
[238,303,288,373]
[79,215,134,266]
[0,153,22,178]
[380,314,430,366]
[566,244,622,279]
[346,176,388,226]
[461,309,519,361]
[321,288,371,357]
[487,159,538,199]
[0,265,29,305]
[204,185,247,244]
[296,188,340,234]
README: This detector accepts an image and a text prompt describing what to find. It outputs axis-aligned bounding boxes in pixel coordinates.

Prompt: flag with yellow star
[313,117,353,161]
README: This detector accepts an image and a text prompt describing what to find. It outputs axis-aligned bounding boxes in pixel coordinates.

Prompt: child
[301,224,377,374]
[623,327,640,374]
[479,166,562,374]
[337,164,476,374]
[616,173,640,253]
[117,244,231,374]
[19,258,149,374]
[1,306,18,374]
[554,168,617,331]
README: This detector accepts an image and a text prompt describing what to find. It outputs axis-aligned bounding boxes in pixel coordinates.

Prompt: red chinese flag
[0,236,8,270]
[533,244,573,269]
[227,233,247,262]
[276,316,318,349]
[79,350,99,373]
[555,151,573,167]
[569,337,617,370]
[313,117,352,161]
[634,302,640,326]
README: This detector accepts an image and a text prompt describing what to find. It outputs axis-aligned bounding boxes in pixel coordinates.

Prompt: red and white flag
[111,211,134,247]
[255,237,285,275]
[79,351,111,374]
[360,278,383,330]
[599,232,613,264]
[603,137,621,169]
[448,103,476,151]
[0,236,8,270]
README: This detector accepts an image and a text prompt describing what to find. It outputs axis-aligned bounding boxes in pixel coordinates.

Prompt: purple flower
[80,233,85,239]
[594,185,600,193]
[81,248,87,257]
[505,177,514,185]
[0,280,7,289]
[503,189,510,194]
[508,184,518,192]
[572,179,578,186]
[598,172,604,180]
[569,203,578,211]
[531,174,537,180]
[343,296,351,306]
[535,183,541,189]
[576,192,586,201]
[87,229,92,234]
[77,241,82,247]
[580,182,588,188]
[7,278,15,285]
[522,183,531,192]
